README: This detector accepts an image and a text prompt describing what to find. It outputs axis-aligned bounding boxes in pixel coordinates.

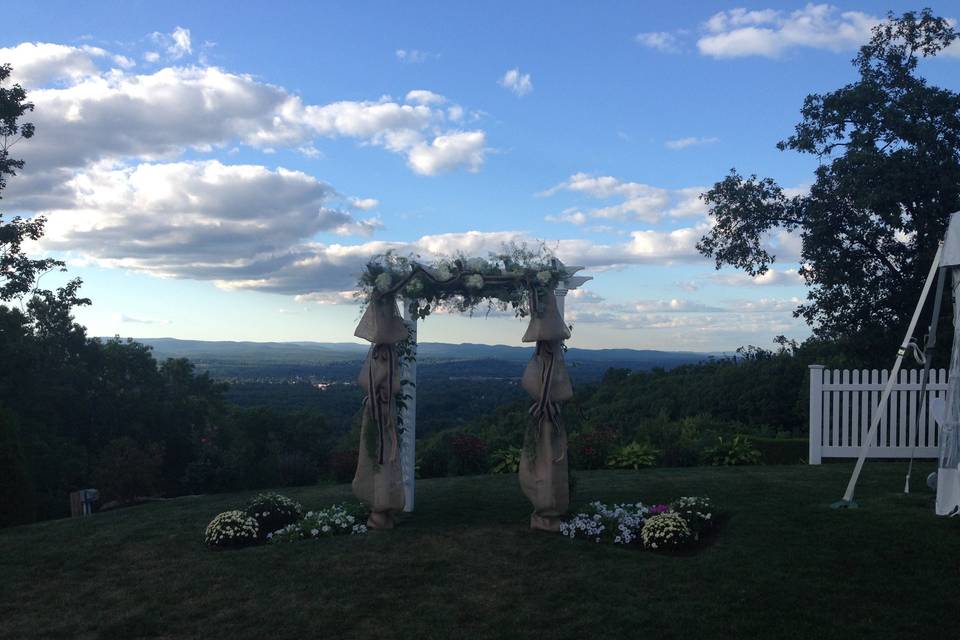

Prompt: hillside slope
[1,463,954,639]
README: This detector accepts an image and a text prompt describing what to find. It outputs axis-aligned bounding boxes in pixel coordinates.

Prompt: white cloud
[297,145,323,158]
[665,136,719,150]
[295,291,358,305]
[540,173,678,224]
[36,160,381,287]
[710,268,805,287]
[405,89,446,105]
[2,53,488,182]
[634,299,724,312]
[395,49,432,63]
[698,4,879,58]
[115,313,171,325]
[150,26,193,60]
[545,210,587,225]
[112,55,136,69]
[675,280,700,292]
[731,297,803,313]
[0,42,105,87]
[635,31,682,53]
[350,197,379,211]
[563,292,809,345]
[143,51,160,63]
[668,187,708,218]
[499,68,533,97]
[406,131,486,175]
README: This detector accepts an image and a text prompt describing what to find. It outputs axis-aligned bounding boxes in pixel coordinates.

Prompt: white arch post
[400,299,418,512]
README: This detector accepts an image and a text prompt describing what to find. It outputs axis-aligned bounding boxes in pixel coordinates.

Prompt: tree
[0,63,64,301]
[697,10,960,342]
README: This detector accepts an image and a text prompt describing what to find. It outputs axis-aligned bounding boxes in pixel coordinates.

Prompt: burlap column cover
[352,295,407,529]
[519,290,572,531]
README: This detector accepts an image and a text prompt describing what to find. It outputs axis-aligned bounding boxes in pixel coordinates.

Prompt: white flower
[536,270,552,285]
[403,278,424,297]
[310,528,319,536]
[466,257,488,272]
[375,272,393,292]
[465,274,484,290]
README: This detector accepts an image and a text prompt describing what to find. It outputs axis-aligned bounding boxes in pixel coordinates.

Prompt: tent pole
[835,241,944,508]
[904,266,946,493]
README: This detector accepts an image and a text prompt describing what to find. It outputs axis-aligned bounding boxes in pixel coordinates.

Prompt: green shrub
[607,442,659,469]
[449,433,488,475]
[419,434,452,478]
[746,437,808,465]
[93,437,164,503]
[0,409,35,527]
[245,493,303,539]
[276,451,318,486]
[569,428,618,470]
[330,450,358,483]
[490,446,522,474]
[703,435,762,466]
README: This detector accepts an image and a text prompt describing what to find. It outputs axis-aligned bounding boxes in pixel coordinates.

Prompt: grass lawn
[2,462,958,639]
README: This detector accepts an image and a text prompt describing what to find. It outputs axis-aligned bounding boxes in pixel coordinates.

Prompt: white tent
[934,212,960,515]
[839,210,960,515]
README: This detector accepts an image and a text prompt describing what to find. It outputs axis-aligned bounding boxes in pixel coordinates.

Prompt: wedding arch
[349,247,591,531]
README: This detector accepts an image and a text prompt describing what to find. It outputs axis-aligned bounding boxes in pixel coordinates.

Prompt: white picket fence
[808,364,947,464]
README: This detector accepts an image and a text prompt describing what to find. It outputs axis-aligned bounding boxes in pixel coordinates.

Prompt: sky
[4,1,960,350]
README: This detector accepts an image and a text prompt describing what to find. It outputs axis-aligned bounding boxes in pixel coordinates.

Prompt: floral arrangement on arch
[356,243,572,320]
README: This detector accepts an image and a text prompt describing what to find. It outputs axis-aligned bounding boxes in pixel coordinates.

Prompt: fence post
[809,364,825,464]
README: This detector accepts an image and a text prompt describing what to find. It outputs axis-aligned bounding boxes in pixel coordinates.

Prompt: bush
[204,510,259,548]
[450,433,488,475]
[270,503,368,542]
[330,450,358,483]
[276,451,318,486]
[93,437,164,504]
[0,409,35,527]
[419,435,452,478]
[569,429,618,470]
[746,437,808,465]
[245,493,303,540]
[641,512,694,550]
[607,442,658,469]
[670,496,716,535]
[703,434,762,466]
[490,446,522,474]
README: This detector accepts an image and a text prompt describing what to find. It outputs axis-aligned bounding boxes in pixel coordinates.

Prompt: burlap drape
[352,296,407,529]
[519,291,572,531]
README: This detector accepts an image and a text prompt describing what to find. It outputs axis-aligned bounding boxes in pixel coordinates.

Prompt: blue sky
[5,1,960,350]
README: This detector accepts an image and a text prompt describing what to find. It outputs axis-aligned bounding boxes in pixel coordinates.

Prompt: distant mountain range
[125,337,725,382]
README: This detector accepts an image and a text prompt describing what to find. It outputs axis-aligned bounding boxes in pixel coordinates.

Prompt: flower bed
[559,496,718,552]
[269,504,368,542]
[204,494,368,549]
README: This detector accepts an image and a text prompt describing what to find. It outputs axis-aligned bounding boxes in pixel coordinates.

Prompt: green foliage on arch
[357,243,575,320]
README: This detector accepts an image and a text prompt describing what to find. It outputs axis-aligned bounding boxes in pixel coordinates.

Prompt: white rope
[840,241,944,504]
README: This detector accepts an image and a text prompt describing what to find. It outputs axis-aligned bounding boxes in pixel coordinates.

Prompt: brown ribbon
[527,341,565,462]
[363,344,399,465]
